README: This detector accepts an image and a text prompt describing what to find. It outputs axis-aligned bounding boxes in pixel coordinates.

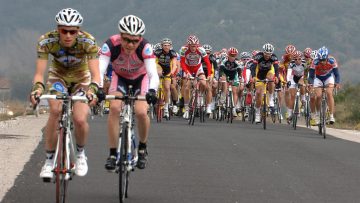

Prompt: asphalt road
[3,116,360,203]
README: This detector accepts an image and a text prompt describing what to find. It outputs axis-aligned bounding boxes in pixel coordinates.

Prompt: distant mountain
[1,0,359,100]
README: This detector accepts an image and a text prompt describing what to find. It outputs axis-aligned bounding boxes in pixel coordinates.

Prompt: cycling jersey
[154,49,177,76]
[179,46,212,76]
[250,52,279,79]
[219,58,241,85]
[37,29,99,75]
[308,56,340,84]
[287,59,306,85]
[202,53,217,78]
[37,30,99,94]
[99,34,159,94]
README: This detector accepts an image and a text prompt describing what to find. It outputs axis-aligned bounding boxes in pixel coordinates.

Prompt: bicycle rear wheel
[119,125,129,202]
[56,128,68,203]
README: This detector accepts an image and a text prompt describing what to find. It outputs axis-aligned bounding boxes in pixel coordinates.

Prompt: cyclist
[202,44,218,114]
[308,49,318,126]
[99,15,159,170]
[154,38,177,118]
[250,43,280,123]
[238,51,254,117]
[308,46,340,124]
[180,35,212,119]
[30,8,100,179]
[219,47,242,117]
[280,44,296,119]
[286,50,306,123]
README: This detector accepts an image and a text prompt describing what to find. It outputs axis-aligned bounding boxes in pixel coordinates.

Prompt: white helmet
[55,8,83,27]
[118,15,146,36]
[262,43,274,54]
[310,50,318,60]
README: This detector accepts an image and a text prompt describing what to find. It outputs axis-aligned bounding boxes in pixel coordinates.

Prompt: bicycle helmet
[153,43,161,51]
[161,38,172,45]
[252,50,260,57]
[285,44,296,54]
[118,15,146,36]
[263,43,274,54]
[228,47,239,56]
[55,8,83,27]
[317,46,329,60]
[292,50,302,59]
[303,47,312,58]
[310,50,318,60]
[202,44,212,52]
[240,52,252,60]
[187,35,199,45]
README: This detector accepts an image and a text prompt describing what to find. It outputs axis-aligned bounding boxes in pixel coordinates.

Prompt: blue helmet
[317,46,329,60]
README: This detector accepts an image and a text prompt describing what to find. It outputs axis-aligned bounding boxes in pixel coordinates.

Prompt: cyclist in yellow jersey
[30,8,100,179]
[154,38,177,118]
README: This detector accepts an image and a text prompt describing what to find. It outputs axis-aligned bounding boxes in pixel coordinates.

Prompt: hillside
[0,0,359,99]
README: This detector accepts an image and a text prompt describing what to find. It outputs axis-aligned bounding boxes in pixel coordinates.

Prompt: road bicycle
[318,83,328,139]
[271,87,282,124]
[188,76,207,125]
[256,79,273,130]
[37,85,88,203]
[105,85,145,202]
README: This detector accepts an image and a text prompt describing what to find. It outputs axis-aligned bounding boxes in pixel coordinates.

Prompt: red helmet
[187,35,199,45]
[285,44,296,54]
[252,50,260,57]
[303,47,312,58]
[228,47,238,56]
[292,50,302,59]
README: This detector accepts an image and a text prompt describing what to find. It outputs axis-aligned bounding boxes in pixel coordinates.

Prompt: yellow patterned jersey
[37,30,99,78]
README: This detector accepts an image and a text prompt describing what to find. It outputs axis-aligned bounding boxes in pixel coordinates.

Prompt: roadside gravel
[0,114,47,202]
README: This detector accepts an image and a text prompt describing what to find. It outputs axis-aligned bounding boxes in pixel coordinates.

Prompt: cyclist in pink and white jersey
[98,15,159,171]
[179,35,212,119]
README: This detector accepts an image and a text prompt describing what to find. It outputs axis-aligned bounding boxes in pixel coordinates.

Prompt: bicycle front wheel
[262,94,267,130]
[321,99,327,139]
[119,125,129,202]
[56,127,68,203]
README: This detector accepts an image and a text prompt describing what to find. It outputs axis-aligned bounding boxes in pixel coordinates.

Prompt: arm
[144,58,160,90]
[33,59,48,84]
[30,58,48,105]
[99,55,111,87]
[203,55,212,76]
[286,65,292,82]
[333,68,340,84]
[170,57,177,75]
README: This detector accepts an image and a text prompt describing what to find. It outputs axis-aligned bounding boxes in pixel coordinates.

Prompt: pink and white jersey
[100,34,155,80]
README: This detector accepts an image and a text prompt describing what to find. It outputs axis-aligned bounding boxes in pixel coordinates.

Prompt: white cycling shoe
[75,153,88,177]
[40,159,54,179]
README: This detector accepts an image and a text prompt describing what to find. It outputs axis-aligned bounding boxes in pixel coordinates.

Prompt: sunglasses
[59,29,78,35]
[228,54,237,58]
[294,58,302,61]
[122,37,141,44]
